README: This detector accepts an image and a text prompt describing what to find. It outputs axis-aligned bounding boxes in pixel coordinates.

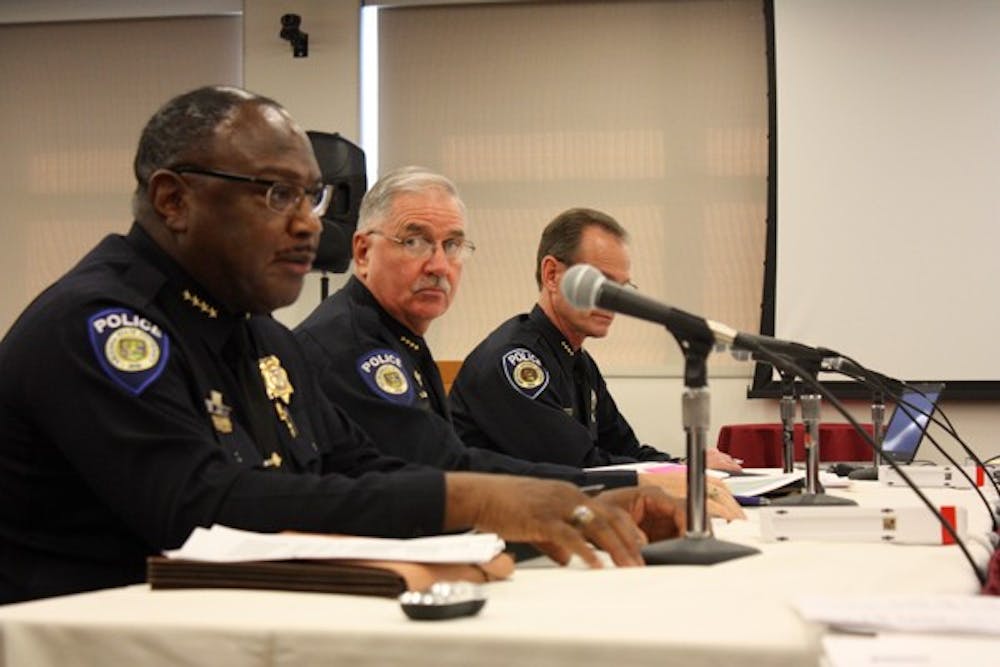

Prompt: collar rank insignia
[88,307,170,395]
[399,335,420,352]
[205,390,233,434]
[258,355,293,404]
[502,347,549,400]
[262,451,283,468]
[181,289,218,319]
[356,348,415,405]
[560,340,574,356]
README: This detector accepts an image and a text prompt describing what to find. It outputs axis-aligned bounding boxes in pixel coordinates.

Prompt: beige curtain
[0,16,242,335]
[376,0,767,376]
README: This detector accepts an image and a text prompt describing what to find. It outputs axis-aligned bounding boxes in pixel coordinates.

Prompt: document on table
[723,470,805,497]
[796,594,1000,636]
[585,461,728,478]
[165,525,505,564]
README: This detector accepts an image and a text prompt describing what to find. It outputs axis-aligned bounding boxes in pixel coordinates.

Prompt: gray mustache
[412,276,452,294]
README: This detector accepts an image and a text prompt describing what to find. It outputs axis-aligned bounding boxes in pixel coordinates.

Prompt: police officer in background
[449,208,744,471]
[294,169,742,520]
[0,87,684,605]
[295,168,640,492]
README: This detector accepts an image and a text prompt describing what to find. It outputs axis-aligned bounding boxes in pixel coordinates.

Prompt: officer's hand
[595,486,685,544]
[637,471,745,521]
[443,473,646,568]
[706,447,743,473]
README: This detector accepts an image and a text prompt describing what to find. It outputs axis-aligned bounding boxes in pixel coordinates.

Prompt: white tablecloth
[0,482,994,667]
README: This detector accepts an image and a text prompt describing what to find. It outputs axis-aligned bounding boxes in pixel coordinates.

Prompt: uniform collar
[345,275,429,356]
[529,304,580,374]
[125,222,244,355]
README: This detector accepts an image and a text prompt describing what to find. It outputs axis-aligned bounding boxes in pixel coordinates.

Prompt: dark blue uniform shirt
[0,225,444,604]
[294,277,636,489]
[450,305,673,467]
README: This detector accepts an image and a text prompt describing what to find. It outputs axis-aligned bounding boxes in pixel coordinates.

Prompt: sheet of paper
[724,470,805,497]
[823,633,1000,667]
[165,525,505,564]
[797,594,1000,636]
[585,462,728,478]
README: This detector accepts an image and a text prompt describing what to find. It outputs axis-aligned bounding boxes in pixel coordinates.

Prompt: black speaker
[306,131,367,274]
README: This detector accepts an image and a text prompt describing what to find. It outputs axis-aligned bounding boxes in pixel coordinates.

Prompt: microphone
[560,264,832,362]
[562,264,991,583]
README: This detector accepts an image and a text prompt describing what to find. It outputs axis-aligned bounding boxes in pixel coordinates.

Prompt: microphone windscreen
[560,264,604,309]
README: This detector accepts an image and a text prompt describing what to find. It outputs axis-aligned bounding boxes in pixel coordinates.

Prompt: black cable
[828,351,1000,504]
[749,344,987,587]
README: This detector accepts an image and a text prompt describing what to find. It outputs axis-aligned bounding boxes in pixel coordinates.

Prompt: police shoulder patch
[501,347,549,399]
[356,348,415,405]
[88,307,170,395]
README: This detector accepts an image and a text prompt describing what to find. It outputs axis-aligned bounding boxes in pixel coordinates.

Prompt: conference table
[0,481,995,667]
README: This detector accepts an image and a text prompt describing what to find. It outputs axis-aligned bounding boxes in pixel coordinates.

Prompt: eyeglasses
[172,166,333,217]
[553,257,638,290]
[367,230,477,263]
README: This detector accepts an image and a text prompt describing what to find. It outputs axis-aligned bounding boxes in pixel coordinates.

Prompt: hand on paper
[443,473,646,569]
[637,471,745,521]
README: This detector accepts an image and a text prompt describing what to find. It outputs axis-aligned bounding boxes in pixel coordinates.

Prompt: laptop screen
[880,382,944,464]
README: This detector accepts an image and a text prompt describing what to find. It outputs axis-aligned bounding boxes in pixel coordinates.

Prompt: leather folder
[147,553,514,598]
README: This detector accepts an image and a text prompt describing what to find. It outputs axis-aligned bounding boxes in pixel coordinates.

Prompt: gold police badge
[375,364,409,395]
[258,355,293,404]
[513,360,545,390]
[105,327,160,372]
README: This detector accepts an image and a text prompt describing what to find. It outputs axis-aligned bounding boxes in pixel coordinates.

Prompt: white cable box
[878,464,985,489]
[759,505,967,545]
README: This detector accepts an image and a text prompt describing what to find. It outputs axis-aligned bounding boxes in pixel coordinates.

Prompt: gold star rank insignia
[181,289,218,319]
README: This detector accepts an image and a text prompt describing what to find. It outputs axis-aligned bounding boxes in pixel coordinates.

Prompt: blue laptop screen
[880,383,943,463]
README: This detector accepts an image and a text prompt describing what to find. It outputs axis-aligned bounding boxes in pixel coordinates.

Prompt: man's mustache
[412,275,452,294]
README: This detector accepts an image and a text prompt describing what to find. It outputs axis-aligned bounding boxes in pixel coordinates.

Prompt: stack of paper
[148,526,511,598]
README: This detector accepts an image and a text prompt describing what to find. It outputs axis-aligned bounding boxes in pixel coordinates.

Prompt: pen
[734,495,769,507]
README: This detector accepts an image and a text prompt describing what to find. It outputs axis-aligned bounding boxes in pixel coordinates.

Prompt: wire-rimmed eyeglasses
[172,166,333,217]
[367,230,476,263]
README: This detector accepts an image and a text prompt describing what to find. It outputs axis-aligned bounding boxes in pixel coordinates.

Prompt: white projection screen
[752,0,1000,399]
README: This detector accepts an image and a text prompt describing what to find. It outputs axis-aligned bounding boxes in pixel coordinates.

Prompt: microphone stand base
[770,493,857,506]
[641,535,760,565]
